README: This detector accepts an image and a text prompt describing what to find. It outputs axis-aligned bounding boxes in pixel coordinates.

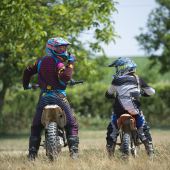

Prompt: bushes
[1,89,39,133]
[67,82,112,118]
[141,83,170,127]
[1,82,170,133]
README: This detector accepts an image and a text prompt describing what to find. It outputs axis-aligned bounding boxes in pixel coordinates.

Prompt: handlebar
[27,79,84,89]
[68,79,84,86]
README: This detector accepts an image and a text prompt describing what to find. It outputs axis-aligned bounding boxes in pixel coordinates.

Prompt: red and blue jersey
[23,56,74,95]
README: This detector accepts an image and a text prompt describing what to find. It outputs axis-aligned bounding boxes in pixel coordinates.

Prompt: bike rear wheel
[46,122,61,161]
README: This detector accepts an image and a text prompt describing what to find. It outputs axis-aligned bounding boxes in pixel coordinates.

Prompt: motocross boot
[106,122,119,158]
[143,123,154,156]
[137,127,154,157]
[28,136,41,161]
[143,140,154,157]
[106,140,116,158]
[67,136,79,159]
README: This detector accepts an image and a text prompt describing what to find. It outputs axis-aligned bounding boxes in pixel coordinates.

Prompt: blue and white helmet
[46,37,71,60]
[108,57,137,76]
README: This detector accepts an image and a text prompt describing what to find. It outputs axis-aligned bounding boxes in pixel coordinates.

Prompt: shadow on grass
[0,132,29,139]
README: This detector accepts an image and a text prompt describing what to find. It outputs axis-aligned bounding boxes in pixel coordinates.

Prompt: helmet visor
[54,45,67,54]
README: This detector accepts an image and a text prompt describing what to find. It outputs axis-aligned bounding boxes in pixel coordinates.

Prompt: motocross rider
[23,37,79,160]
[105,57,155,158]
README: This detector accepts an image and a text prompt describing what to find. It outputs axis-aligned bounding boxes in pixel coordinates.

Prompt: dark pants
[30,91,78,138]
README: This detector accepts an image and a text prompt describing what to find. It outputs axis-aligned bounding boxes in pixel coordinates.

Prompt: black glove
[24,84,32,90]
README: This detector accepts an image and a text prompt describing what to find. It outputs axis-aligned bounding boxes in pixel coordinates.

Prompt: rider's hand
[56,62,65,71]
[68,54,76,64]
[24,84,32,90]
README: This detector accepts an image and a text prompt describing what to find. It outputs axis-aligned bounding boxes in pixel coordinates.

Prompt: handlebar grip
[28,83,39,89]
[69,80,84,86]
[74,80,84,84]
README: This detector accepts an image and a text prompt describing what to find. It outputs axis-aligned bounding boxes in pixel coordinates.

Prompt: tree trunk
[0,86,7,129]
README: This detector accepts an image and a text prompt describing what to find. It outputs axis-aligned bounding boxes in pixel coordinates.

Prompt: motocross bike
[116,113,142,159]
[30,79,83,161]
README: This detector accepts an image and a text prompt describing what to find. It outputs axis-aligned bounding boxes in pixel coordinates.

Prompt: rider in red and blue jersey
[23,37,79,160]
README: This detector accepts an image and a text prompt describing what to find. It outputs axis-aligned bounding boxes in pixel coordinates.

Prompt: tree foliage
[0,0,117,115]
[136,0,170,73]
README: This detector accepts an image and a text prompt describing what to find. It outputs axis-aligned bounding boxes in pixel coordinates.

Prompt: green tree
[0,0,117,125]
[136,0,170,73]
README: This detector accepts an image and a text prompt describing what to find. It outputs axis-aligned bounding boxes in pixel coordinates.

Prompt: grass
[0,129,170,170]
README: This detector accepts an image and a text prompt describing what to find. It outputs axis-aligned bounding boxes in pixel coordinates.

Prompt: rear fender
[41,105,66,128]
[117,114,136,131]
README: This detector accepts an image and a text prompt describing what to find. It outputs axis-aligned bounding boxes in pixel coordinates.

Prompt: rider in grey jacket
[105,57,155,157]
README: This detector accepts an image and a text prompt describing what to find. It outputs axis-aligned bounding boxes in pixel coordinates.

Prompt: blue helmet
[46,37,71,60]
[108,57,137,76]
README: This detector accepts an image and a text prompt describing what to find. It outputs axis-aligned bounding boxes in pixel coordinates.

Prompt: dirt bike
[116,113,142,159]
[30,79,83,161]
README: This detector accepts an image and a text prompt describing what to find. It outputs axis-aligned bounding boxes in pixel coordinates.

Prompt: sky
[103,0,158,57]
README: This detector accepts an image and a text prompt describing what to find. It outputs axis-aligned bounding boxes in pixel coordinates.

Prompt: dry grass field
[0,129,170,170]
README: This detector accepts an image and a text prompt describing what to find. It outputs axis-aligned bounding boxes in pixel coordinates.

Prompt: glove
[24,84,32,90]
[68,54,76,63]
[56,62,65,71]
